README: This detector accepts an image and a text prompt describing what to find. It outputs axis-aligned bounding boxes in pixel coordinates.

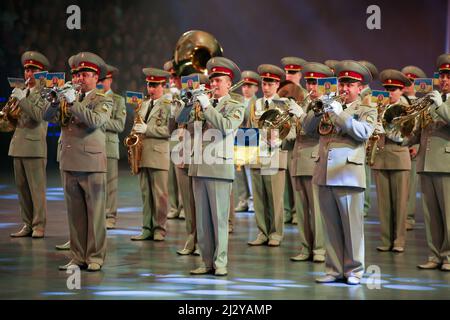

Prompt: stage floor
[0,167,449,300]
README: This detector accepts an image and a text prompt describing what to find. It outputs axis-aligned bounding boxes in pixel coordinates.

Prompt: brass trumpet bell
[173,30,223,76]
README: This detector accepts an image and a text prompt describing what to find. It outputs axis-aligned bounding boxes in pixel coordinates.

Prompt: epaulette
[113,93,123,100]
[162,98,172,105]
[96,92,106,97]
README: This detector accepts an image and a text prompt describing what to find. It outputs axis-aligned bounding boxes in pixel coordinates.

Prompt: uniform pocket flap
[84,145,102,153]
[347,155,365,165]
[153,143,168,153]
[445,146,450,153]
[25,134,41,141]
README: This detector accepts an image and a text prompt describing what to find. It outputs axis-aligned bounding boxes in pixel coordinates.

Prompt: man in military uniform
[303,60,376,284]
[44,52,113,271]
[164,59,184,220]
[8,51,50,239]
[55,54,80,251]
[98,64,126,229]
[407,54,450,271]
[280,57,308,224]
[170,73,210,256]
[247,64,292,247]
[289,62,333,263]
[233,71,260,213]
[358,60,379,218]
[372,69,412,253]
[401,65,427,231]
[130,68,172,241]
[178,57,245,276]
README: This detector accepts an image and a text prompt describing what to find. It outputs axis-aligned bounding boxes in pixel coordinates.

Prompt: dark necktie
[79,92,86,102]
[343,104,347,110]
[212,99,219,108]
[264,100,269,110]
[145,100,154,122]
[442,94,447,103]
[26,89,30,98]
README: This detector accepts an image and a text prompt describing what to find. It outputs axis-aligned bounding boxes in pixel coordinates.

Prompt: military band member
[280,57,308,224]
[179,57,245,276]
[164,59,184,220]
[99,64,126,229]
[289,62,332,263]
[233,71,260,213]
[55,54,80,251]
[8,51,50,239]
[303,60,376,284]
[358,60,379,218]
[131,68,172,241]
[247,64,291,247]
[44,52,113,271]
[170,73,210,256]
[401,65,427,231]
[408,54,450,271]
[372,69,412,253]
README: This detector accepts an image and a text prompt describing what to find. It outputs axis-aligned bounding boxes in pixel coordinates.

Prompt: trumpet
[41,81,80,126]
[311,92,347,135]
[0,78,31,131]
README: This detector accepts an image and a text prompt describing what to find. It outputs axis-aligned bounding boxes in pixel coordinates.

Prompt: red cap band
[146,75,166,83]
[24,59,44,70]
[304,72,328,79]
[210,66,234,80]
[260,72,281,81]
[284,64,302,71]
[439,63,450,71]
[338,70,363,81]
[243,77,259,85]
[382,79,405,88]
[405,73,418,80]
[78,61,100,74]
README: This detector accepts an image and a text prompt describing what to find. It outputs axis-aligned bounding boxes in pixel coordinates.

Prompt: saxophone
[0,78,31,132]
[124,100,145,175]
[366,101,385,166]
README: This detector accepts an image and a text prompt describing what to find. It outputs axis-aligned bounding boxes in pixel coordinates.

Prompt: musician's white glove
[428,90,443,107]
[170,87,180,96]
[196,93,210,110]
[288,100,305,118]
[133,123,147,134]
[11,88,26,101]
[62,88,76,104]
[327,100,343,115]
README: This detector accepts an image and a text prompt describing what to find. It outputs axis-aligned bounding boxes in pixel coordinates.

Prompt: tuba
[124,100,145,175]
[173,30,223,76]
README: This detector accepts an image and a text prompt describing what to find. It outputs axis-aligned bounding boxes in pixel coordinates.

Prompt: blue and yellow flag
[414,78,433,94]
[181,74,200,91]
[234,128,260,166]
[433,72,440,87]
[46,72,65,88]
[317,77,338,96]
[371,90,389,105]
[126,91,144,105]
[33,71,48,80]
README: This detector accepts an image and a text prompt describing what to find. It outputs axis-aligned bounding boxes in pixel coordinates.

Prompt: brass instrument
[391,95,434,135]
[41,81,80,126]
[311,92,347,135]
[0,78,30,132]
[257,98,295,142]
[366,100,386,166]
[173,30,223,76]
[124,101,145,175]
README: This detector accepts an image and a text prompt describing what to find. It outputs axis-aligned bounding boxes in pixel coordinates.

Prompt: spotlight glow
[157,277,234,285]
[383,284,435,291]
[182,290,243,296]
[93,290,179,297]
[229,285,284,291]
[233,278,295,284]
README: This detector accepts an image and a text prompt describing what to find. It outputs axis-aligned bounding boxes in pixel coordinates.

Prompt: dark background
[0,0,448,168]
